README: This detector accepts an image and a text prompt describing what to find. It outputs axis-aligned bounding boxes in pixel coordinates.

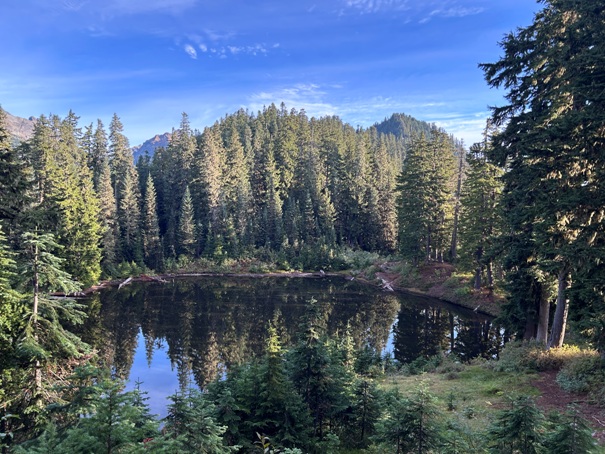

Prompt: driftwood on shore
[118,277,132,290]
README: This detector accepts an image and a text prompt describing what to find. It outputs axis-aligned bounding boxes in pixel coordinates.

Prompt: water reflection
[81,276,501,413]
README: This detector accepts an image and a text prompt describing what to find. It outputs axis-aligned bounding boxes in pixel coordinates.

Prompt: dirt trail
[532,370,605,443]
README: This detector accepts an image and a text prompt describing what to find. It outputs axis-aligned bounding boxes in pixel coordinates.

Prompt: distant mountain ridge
[3,110,36,144]
[132,132,172,162]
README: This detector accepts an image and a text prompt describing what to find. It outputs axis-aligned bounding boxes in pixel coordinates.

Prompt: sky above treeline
[1,0,542,146]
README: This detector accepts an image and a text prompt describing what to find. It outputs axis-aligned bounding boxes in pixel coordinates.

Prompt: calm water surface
[82,276,501,416]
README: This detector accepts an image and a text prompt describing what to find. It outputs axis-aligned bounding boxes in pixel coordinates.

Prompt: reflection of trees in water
[393,300,502,363]
[86,277,500,389]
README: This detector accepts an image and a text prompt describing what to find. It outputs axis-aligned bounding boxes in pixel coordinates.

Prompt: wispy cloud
[106,0,198,14]
[343,0,485,22]
[421,5,484,23]
[203,28,236,42]
[248,84,337,117]
[344,0,410,14]
[183,44,197,59]
[246,82,487,145]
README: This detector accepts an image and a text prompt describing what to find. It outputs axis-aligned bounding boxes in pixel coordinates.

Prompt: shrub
[556,352,602,393]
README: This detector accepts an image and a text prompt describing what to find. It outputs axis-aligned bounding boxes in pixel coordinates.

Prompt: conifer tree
[0,225,23,364]
[480,0,605,349]
[109,114,132,200]
[459,122,503,290]
[177,185,196,257]
[96,158,119,271]
[142,173,163,270]
[397,131,455,264]
[25,113,102,286]
[17,231,86,419]
[488,396,545,454]
[162,389,237,453]
[0,106,30,227]
[118,167,142,263]
[193,126,226,250]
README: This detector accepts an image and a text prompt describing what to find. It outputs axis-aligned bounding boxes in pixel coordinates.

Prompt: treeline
[16,313,597,453]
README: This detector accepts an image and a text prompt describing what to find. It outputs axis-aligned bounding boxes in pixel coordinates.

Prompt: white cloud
[184,44,197,59]
[199,43,208,52]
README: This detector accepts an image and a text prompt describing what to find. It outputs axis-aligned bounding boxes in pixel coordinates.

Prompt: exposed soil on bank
[375,262,503,316]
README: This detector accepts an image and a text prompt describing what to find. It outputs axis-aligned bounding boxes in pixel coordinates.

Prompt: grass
[381,362,539,432]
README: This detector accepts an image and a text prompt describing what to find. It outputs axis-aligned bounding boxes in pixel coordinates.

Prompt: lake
[81,276,502,416]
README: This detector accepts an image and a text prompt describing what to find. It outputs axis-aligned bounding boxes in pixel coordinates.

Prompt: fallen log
[118,277,133,290]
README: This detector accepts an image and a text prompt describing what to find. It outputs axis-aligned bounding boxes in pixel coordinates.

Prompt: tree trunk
[474,266,481,290]
[450,150,464,261]
[535,291,550,345]
[486,261,493,288]
[548,268,570,349]
[33,242,42,396]
[474,246,483,289]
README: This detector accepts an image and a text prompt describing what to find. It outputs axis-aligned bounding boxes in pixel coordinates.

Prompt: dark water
[81,276,502,416]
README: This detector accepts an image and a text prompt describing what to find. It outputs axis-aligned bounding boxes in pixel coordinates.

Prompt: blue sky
[1,0,541,146]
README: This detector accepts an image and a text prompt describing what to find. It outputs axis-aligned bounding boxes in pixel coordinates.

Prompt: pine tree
[57,379,158,453]
[396,134,433,264]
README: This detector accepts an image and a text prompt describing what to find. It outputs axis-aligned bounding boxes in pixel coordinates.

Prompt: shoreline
[73,267,499,317]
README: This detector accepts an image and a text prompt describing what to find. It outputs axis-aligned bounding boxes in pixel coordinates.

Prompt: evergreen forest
[1,0,605,451]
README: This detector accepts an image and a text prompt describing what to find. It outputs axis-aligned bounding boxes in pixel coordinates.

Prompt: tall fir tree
[459,122,503,290]
[177,185,196,257]
[118,167,142,263]
[142,173,163,270]
[396,131,456,264]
